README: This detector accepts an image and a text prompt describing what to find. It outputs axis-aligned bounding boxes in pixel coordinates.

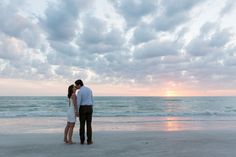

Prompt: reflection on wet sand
[0,117,234,134]
[164,117,183,131]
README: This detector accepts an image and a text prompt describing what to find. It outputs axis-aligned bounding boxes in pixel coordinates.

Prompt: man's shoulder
[80,86,92,92]
[84,86,92,90]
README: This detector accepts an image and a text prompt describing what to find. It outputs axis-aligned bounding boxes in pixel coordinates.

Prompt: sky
[0,0,236,96]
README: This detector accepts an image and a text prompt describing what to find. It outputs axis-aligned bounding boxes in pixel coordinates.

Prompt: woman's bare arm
[72,94,78,114]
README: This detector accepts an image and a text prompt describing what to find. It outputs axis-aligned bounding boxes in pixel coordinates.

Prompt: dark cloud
[40,0,92,42]
[131,22,156,44]
[111,0,157,27]
[209,29,232,48]
[161,0,204,16]
[50,41,79,56]
[134,40,182,59]
[186,38,215,56]
[46,50,78,66]
[186,23,232,56]
[78,15,125,54]
[153,12,188,31]
[152,0,205,32]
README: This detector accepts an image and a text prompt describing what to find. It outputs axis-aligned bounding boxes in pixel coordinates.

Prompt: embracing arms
[71,94,79,117]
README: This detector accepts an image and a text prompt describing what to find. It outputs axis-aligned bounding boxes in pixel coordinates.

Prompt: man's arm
[77,90,82,106]
[91,90,94,105]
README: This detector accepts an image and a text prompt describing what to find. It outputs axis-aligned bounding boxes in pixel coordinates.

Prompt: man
[75,79,94,145]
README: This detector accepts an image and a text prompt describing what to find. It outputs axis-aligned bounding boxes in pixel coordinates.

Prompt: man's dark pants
[79,105,93,143]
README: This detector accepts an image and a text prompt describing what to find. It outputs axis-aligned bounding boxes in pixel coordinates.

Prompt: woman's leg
[64,122,70,143]
[68,122,75,144]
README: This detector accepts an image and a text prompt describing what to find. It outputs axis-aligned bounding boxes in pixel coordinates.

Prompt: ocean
[0,96,236,120]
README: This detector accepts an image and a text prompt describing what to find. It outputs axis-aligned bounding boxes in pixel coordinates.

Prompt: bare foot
[64,139,68,144]
[68,141,76,144]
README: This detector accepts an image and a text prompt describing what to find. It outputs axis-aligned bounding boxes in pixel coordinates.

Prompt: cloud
[134,40,181,59]
[78,15,125,54]
[186,23,232,56]
[111,0,157,27]
[209,29,232,47]
[220,0,236,15]
[161,0,204,16]
[131,22,156,44]
[0,1,43,48]
[152,0,205,31]
[0,39,53,80]
[50,41,79,56]
[0,36,27,60]
[40,0,92,42]
[153,12,188,31]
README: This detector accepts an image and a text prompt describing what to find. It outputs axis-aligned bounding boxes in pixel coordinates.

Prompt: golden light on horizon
[165,90,177,97]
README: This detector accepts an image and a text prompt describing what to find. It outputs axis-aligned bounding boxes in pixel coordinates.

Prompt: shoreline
[0,116,236,134]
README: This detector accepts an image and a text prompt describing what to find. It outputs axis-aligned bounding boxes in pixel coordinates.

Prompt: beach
[1,117,236,157]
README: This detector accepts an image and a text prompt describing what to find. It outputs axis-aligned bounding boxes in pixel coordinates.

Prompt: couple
[64,79,94,145]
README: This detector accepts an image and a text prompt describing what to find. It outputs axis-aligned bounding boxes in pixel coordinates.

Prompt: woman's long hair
[67,84,74,99]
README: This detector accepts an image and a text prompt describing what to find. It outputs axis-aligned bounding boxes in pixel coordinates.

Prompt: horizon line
[0,95,236,97]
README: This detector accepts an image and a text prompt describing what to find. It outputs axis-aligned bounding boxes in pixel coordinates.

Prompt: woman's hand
[75,111,79,117]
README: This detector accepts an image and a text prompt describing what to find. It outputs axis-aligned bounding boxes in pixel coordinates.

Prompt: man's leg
[86,106,93,144]
[79,107,86,144]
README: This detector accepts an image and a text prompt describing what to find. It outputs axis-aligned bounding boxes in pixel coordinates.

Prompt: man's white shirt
[76,86,93,107]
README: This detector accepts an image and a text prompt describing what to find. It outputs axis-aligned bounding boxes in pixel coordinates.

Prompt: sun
[165,90,177,97]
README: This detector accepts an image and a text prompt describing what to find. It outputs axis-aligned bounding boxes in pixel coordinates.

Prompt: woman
[64,84,78,144]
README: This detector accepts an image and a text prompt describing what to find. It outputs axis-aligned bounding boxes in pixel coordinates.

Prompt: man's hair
[75,79,84,86]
